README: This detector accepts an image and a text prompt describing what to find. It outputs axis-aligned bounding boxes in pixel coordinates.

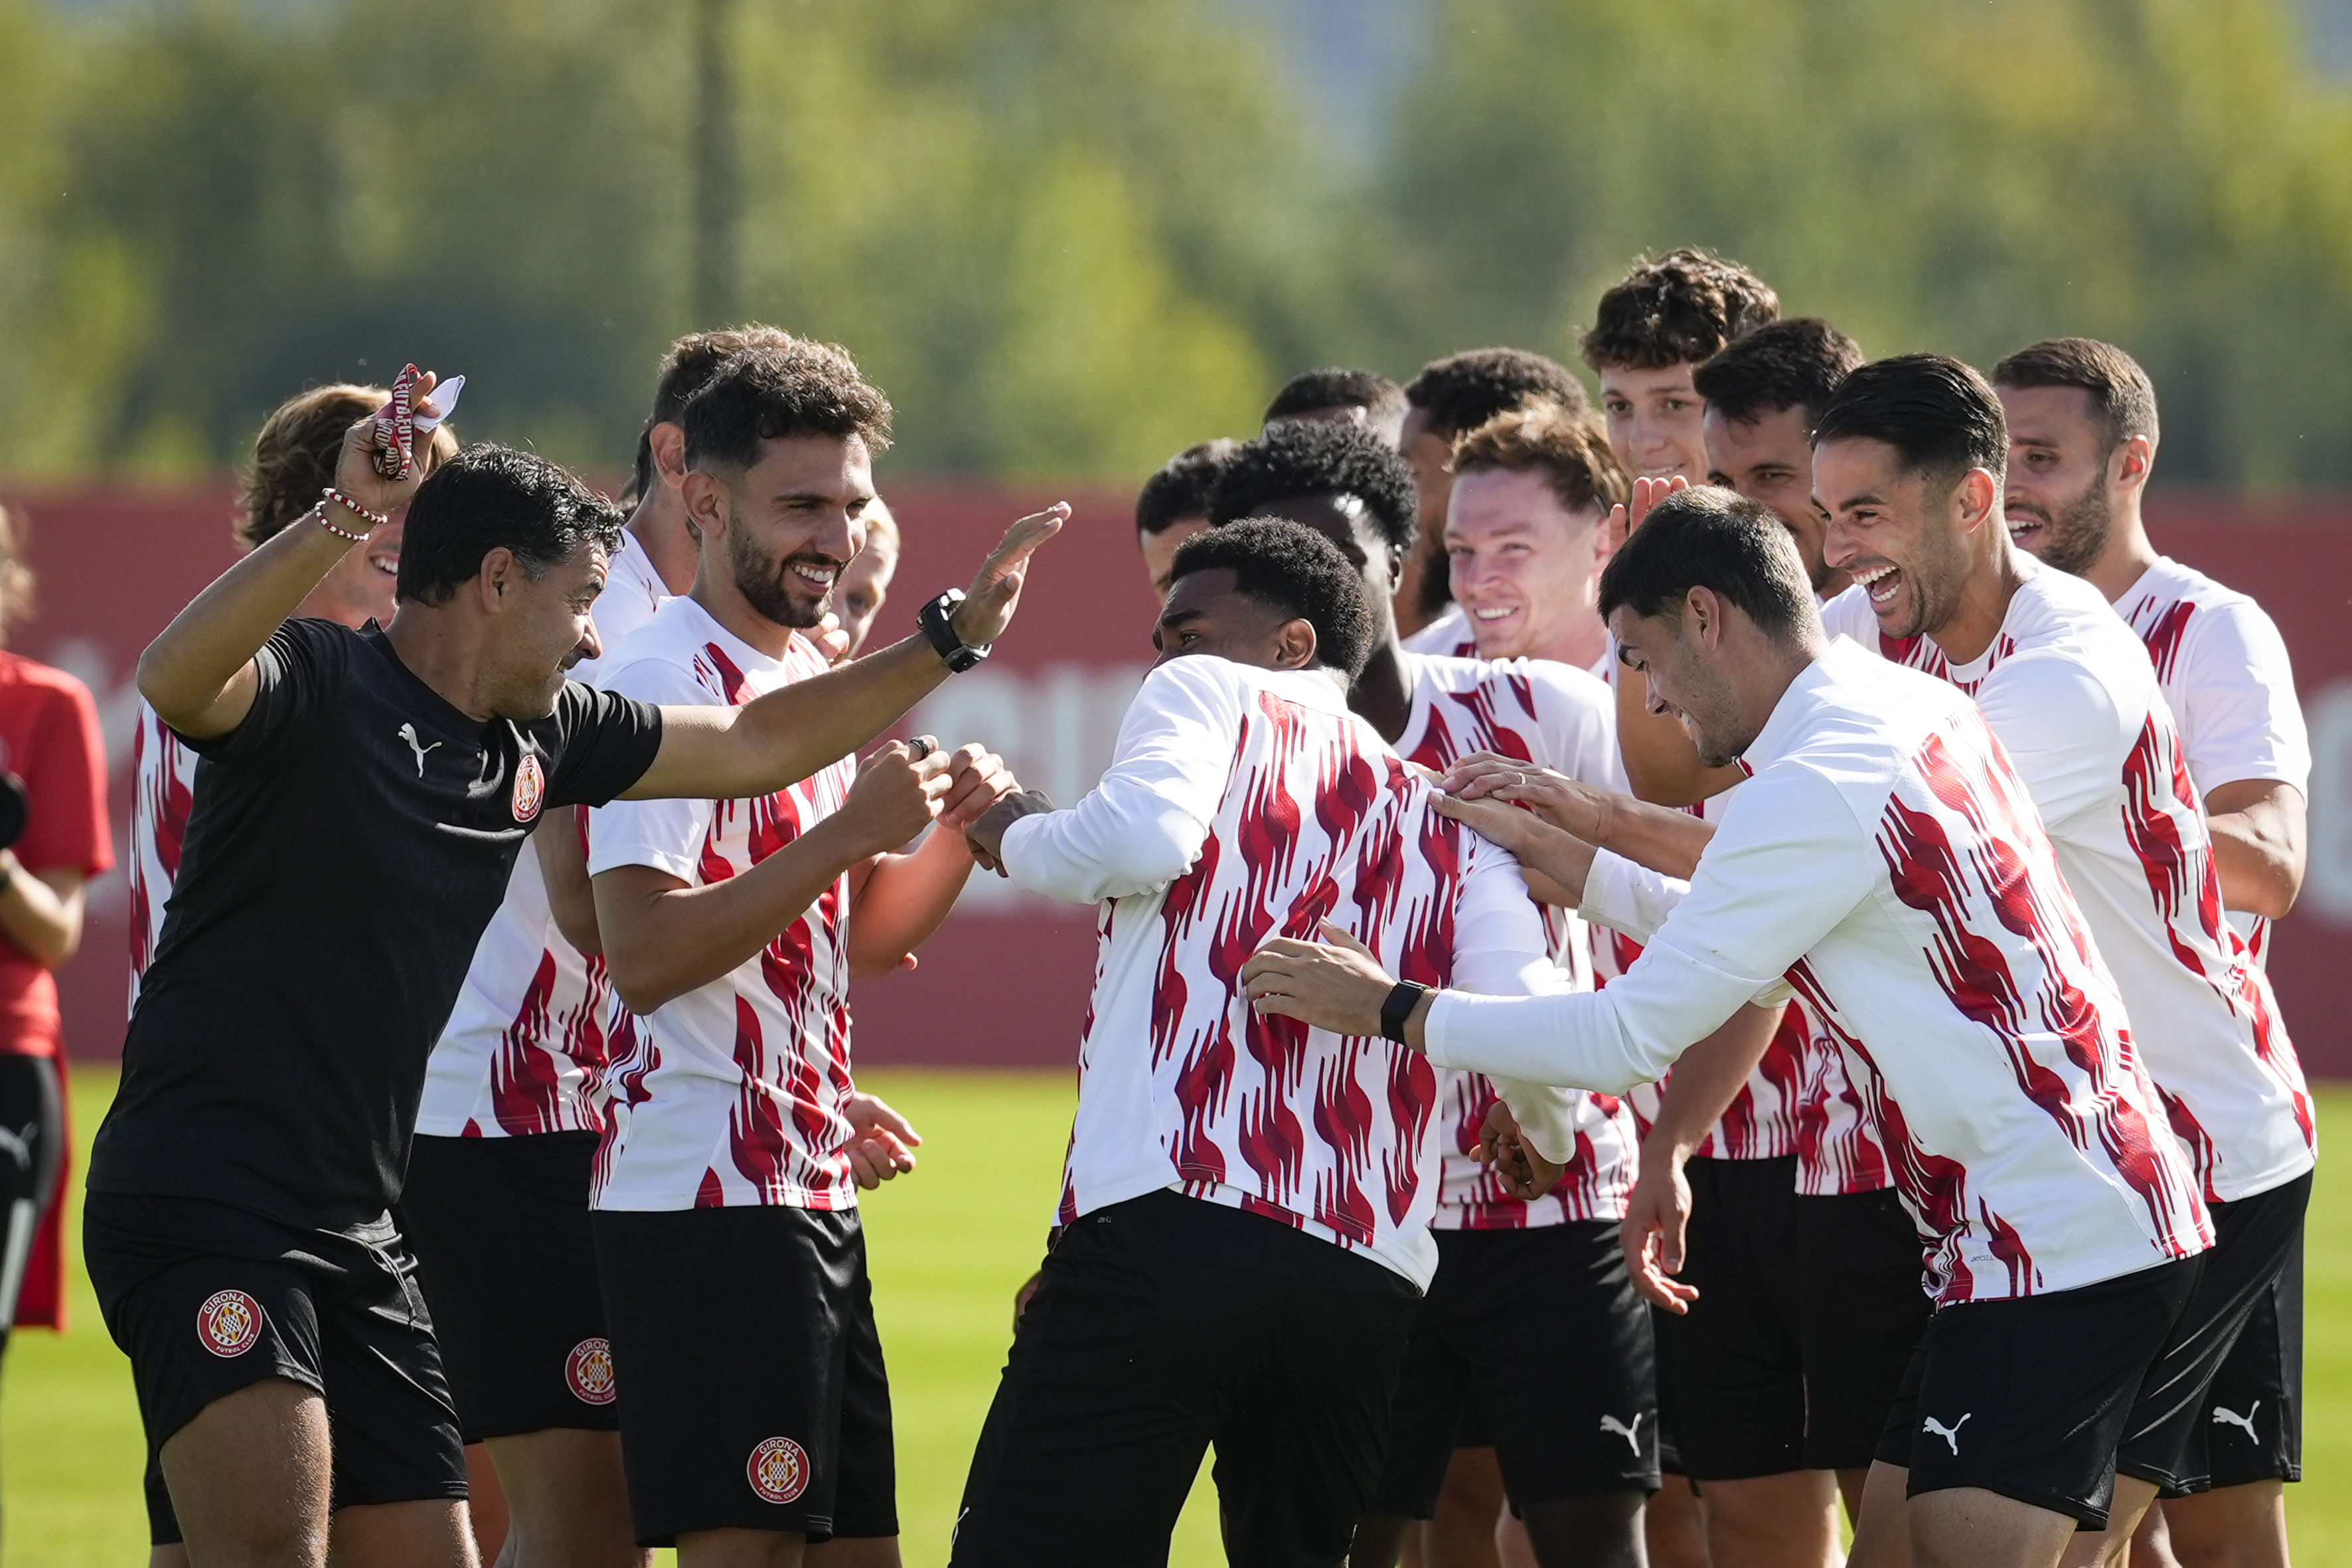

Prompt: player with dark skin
[133,371,1062,1568]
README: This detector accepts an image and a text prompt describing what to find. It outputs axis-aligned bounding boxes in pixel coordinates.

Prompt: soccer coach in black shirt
[84,368,1061,1568]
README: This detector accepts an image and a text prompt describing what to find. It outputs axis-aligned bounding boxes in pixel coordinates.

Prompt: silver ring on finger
[907,736,934,761]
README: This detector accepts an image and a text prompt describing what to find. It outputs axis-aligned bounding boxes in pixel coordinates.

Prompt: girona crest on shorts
[512,752,547,824]
[196,1289,263,1358]
[565,1337,616,1405]
[746,1435,810,1505]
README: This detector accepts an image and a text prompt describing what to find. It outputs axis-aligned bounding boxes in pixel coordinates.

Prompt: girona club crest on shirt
[196,1289,263,1358]
[565,1337,616,1405]
[511,751,546,824]
[747,1435,810,1506]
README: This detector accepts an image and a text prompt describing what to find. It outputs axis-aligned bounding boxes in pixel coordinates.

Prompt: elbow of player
[2235,864,2302,922]
[603,953,680,1016]
[134,643,205,731]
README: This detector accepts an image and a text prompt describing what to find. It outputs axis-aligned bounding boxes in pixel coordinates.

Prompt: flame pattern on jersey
[1399,661,1635,1229]
[596,636,858,1209]
[1792,998,1893,1196]
[1058,688,1490,1264]
[127,703,196,1008]
[1786,722,2209,1304]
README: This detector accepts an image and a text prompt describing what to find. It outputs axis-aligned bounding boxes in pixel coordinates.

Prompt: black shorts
[1796,1187,1932,1471]
[593,1203,895,1545]
[951,1190,1419,1568]
[404,1131,616,1443]
[82,1192,468,1545]
[1672,1155,1806,1480]
[1370,1222,1659,1516]
[0,1054,64,1352]
[1877,1255,2202,1528]
[2117,1170,2308,1493]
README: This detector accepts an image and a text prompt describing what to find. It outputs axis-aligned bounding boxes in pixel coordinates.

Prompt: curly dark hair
[397,444,626,607]
[680,338,894,473]
[1263,367,1407,428]
[1403,348,1589,439]
[629,324,805,501]
[1168,516,1375,677]
[1992,338,2159,453]
[1206,420,1419,556]
[1692,318,1865,430]
[1582,249,1780,372]
[1137,438,1241,537]
[1813,353,2007,487]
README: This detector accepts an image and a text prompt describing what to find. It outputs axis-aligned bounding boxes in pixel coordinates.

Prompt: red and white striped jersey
[126,702,196,1011]
[586,595,859,1211]
[1001,655,1581,1291]
[1393,651,1638,1229]
[416,531,667,1139]
[1616,780,1811,1162]
[1428,641,2213,1305]
[2116,558,2309,969]
[1794,1000,1891,1196]
[1826,570,2313,1204]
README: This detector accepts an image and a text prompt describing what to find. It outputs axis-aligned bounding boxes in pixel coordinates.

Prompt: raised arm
[137,372,449,737]
[621,507,1063,802]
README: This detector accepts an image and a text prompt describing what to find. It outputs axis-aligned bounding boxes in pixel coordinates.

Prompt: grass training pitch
[6,1069,2347,1564]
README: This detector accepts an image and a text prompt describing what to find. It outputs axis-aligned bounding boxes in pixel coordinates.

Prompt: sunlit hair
[1450,400,1628,520]
[398,445,624,607]
[1692,318,1865,430]
[680,339,894,473]
[1207,420,1419,555]
[1404,347,1589,436]
[1169,516,1375,678]
[1813,353,2007,487]
[629,323,805,503]
[1138,439,1241,538]
[1264,367,1407,428]
[1598,486,1812,639]
[1582,249,1780,372]
[1992,337,2159,454]
[237,384,384,550]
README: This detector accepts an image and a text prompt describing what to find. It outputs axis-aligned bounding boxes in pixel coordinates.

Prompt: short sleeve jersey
[89,619,665,1229]
[416,531,670,1138]
[1393,651,1640,1229]
[1401,605,1480,659]
[587,596,860,1212]
[2117,556,2310,967]
[0,653,112,1053]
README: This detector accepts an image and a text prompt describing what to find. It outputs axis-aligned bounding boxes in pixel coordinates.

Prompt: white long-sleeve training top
[1423,639,2213,1306]
[1001,653,1581,1292]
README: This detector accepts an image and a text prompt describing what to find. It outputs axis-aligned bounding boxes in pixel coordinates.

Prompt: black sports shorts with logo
[1370,1221,1659,1517]
[83,1192,467,1545]
[1877,1253,2203,1528]
[1796,1186,1932,1470]
[951,1189,1419,1568]
[1671,1154,1808,1479]
[2117,1170,2308,1494]
[404,1130,618,1444]
[592,1203,896,1545]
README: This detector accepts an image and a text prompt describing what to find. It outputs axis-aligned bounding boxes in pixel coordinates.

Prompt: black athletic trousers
[0,1054,65,1358]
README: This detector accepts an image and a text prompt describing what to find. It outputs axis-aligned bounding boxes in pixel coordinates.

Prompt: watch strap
[1380,980,1432,1045]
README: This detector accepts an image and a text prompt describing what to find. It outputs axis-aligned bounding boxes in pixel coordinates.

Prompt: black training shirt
[90,619,665,1229]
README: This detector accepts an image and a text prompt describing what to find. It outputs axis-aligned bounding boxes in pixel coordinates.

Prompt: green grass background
[7,1069,2347,1565]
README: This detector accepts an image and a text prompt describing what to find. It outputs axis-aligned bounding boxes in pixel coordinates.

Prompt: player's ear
[1958,467,2001,535]
[478,548,520,609]
[679,469,728,543]
[1685,586,1724,649]
[1273,616,1319,671]
[649,422,690,489]
[2113,432,2155,492]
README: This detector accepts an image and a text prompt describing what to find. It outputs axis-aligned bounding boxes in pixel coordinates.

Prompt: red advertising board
[5,482,2349,1077]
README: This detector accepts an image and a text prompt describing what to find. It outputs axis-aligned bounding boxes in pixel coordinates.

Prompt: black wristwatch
[919,589,991,673]
[1380,980,1433,1045]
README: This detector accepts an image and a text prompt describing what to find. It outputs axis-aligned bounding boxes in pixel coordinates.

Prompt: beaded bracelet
[308,503,369,543]
[321,487,392,531]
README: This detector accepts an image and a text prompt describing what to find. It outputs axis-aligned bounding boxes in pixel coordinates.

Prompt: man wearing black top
[85,369,1061,1568]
